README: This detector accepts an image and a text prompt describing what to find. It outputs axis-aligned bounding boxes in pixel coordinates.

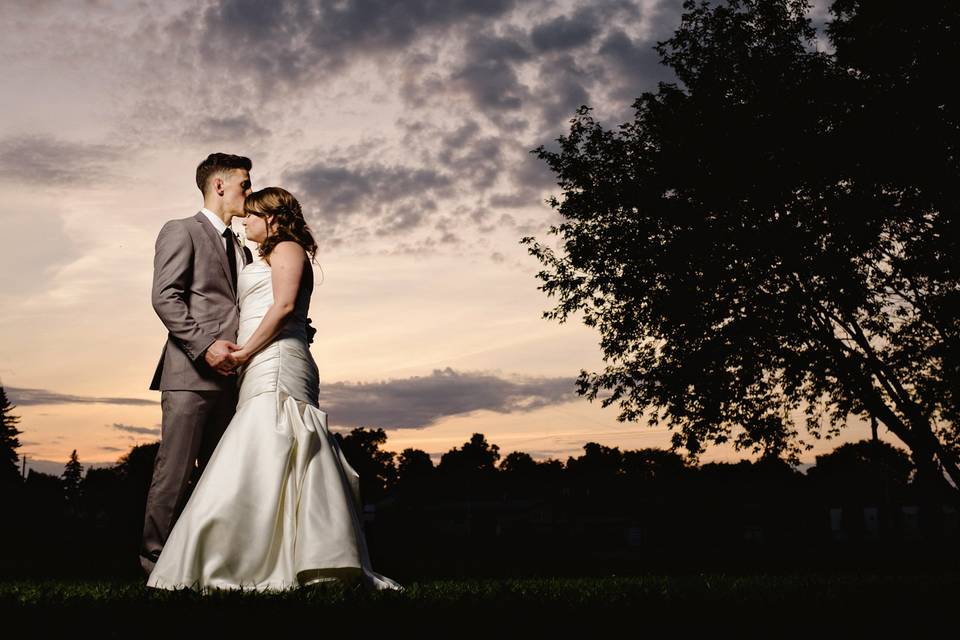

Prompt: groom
[140,153,254,577]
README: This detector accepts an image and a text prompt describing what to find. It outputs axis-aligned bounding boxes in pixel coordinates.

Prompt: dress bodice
[237,257,313,345]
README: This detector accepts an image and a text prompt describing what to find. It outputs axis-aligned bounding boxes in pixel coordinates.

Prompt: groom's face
[222,168,252,217]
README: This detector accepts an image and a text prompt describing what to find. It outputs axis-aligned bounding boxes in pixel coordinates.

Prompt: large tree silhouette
[337,427,398,505]
[499,451,537,474]
[0,385,23,486]
[439,433,501,473]
[521,0,960,499]
[62,449,84,516]
[807,439,914,502]
[437,433,501,498]
[396,447,435,500]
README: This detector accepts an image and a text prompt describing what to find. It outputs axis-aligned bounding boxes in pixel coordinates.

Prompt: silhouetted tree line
[2,400,957,578]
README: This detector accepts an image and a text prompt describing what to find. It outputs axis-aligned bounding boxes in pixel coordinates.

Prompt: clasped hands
[204,339,249,376]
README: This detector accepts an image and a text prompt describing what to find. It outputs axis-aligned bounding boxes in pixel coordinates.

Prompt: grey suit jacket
[149,211,253,391]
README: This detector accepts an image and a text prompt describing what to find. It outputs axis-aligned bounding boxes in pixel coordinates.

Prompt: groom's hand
[220,349,246,372]
[205,340,241,375]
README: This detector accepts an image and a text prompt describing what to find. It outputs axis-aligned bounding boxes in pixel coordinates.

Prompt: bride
[146,187,403,593]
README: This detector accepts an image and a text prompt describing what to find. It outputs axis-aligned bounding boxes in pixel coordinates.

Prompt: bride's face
[242,212,276,243]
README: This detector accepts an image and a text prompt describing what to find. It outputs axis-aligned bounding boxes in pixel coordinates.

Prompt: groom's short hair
[196,153,252,195]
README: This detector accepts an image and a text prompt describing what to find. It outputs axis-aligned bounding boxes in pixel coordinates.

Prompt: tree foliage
[439,433,501,475]
[337,427,398,504]
[395,447,435,500]
[499,451,538,474]
[437,433,502,498]
[521,0,960,498]
[807,438,914,502]
[397,447,435,480]
[62,449,84,512]
[0,385,23,486]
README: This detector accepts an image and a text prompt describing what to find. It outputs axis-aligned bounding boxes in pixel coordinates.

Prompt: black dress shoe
[139,551,159,577]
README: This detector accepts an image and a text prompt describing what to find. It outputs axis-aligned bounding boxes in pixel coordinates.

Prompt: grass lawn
[2,572,957,635]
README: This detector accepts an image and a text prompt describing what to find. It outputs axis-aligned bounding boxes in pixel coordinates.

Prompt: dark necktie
[222,227,237,292]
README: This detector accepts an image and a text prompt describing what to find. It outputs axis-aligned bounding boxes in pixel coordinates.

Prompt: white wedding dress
[146,256,403,593]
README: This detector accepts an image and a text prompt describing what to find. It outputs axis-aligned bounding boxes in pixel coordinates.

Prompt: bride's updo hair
[243,187,318,264]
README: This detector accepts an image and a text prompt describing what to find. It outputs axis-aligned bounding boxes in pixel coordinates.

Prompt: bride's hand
[227,349,250,367]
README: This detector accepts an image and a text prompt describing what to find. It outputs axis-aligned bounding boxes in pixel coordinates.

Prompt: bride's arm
[230,241,307,366]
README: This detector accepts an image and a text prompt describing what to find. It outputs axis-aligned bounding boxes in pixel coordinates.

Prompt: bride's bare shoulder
[272,241,306,256]
[269,242,306,267]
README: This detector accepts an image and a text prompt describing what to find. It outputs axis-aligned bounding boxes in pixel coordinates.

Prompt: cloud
[23,458,116,477]
[434,120,507,191]
[391,116,559,233]
[530,6,602,52]
[190,115,271,142]
[0,135,123,186]
[378,2,684,236]
[532,51,593,130]
[284,117,556,241]
[283,156,457,239]
[412,0,659,129]
[483,136,559,210]
[109,422,161,436]
[288,162,453,217]
[805,0,835,54]
[596,26,675,105]
[0,207,83,297]
[6,387,159,406]
[320,366,582,430]
[448,30,533,115]
[488,190,540,208]
[517,449,576,460]
[193,0,523,91]
[131,0,686,243]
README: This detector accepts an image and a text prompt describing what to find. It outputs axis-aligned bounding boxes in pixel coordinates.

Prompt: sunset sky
[0,0,889,477]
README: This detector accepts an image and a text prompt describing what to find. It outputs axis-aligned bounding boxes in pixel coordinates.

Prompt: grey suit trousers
[139,386,238,575]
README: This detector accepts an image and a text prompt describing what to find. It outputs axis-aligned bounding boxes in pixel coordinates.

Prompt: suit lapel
[194,211,236,298]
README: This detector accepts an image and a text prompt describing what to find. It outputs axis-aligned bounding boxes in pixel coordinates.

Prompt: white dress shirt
[200,207,244,267]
